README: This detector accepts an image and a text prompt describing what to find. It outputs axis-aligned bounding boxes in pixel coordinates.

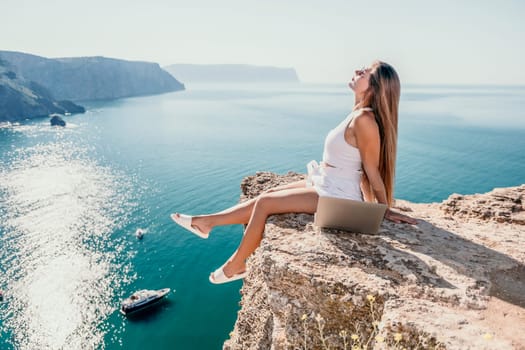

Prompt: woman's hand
[384,209,418,224]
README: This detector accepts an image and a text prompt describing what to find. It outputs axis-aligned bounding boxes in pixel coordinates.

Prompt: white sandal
[170,213,209,239]
[209,265,247,284]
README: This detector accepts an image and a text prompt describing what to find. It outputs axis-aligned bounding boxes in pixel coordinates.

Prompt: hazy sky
[1,0,523,84]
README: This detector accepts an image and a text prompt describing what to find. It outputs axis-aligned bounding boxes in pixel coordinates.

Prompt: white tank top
[322,107,373,170]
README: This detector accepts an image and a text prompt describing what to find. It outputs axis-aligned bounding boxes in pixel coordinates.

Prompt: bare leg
[212,187,319,279]
[173,180,307,235]
[172,198,256,235]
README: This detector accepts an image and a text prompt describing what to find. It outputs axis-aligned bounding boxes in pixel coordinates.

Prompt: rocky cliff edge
[224,172,525,350]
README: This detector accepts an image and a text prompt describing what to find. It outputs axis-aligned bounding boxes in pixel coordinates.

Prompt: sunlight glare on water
[0,141,135,349]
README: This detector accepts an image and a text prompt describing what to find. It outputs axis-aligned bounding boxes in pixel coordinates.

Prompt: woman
[172,60,417,284]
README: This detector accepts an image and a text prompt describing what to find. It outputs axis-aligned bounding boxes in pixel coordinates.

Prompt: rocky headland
[0,59,85,122]
[224,172,525,349]
[0,51,184,101]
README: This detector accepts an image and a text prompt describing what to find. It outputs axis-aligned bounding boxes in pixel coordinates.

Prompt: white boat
[120,288,170,315]
[135,228,145,239]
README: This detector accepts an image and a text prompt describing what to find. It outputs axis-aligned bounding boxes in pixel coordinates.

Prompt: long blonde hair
[361,61,400,206]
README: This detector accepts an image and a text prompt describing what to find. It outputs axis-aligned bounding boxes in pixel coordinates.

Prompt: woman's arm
[354,114,417,224]
[360,174,374,202]
[354,114,388,204]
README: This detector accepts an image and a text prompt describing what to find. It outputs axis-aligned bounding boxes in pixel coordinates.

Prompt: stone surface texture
[224,172,525,350]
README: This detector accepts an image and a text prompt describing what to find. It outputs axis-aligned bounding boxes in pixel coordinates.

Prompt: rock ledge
[224,173,525,350]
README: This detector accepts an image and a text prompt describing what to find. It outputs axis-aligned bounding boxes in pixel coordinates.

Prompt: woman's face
[348,66,371,95]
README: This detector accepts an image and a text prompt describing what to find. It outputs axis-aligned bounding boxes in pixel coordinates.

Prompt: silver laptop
[314,196,387,234]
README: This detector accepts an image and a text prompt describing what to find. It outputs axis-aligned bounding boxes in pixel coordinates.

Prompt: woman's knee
[254,193,274,213]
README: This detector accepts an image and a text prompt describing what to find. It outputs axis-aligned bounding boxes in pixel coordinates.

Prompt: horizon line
[1,49,524,87]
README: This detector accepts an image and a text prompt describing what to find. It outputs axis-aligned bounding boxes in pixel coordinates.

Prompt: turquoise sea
[0,83,524,349]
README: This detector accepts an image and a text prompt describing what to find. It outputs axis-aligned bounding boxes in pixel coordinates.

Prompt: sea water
[0,83,524,349]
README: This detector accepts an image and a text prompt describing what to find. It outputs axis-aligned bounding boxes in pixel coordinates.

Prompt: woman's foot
[190,215,213,235]
[222,260,246,279]
[171,213,212,239]
[209,260,247,284]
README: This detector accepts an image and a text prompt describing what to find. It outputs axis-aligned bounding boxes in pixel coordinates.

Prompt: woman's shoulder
[353,110,379,134]
[353,109,376,124]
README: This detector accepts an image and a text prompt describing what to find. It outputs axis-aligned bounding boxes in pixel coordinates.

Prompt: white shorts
[306,160,363,201]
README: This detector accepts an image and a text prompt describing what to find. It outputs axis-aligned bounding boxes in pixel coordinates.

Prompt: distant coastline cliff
[0,51,184,101]
[163,64,299,84]
[0,51,185,122]
[0,58,84,122]
[225,172,525,349]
